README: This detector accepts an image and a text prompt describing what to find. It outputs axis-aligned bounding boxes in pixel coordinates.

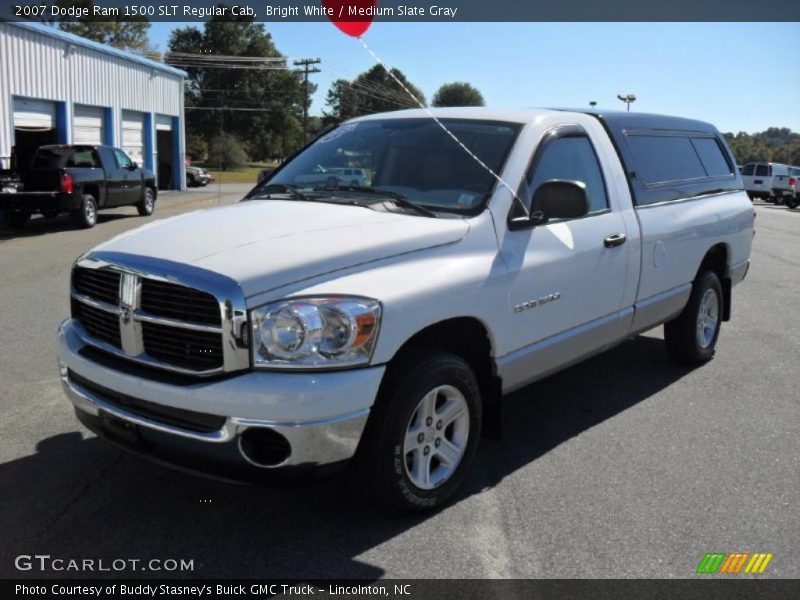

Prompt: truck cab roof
[350,107,721,134]
[37,144,115,151]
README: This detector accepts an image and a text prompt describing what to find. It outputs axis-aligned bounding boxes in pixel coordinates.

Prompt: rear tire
[358,350,482,513]
[664,270,723,365]
[70,195,97,229]
[785,197,799,210]
[3,210,30,230]
[137,188,155,217]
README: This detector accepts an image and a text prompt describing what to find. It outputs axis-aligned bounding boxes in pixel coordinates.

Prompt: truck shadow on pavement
[0,213,135,239]
[0,334,693,579]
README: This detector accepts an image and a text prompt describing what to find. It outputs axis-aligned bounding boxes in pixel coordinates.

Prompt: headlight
[251,297,381,369]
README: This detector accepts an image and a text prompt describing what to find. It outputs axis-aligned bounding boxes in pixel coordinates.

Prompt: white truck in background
[58,108,754,512]
[784,166,800,209]
[742,161,797,204]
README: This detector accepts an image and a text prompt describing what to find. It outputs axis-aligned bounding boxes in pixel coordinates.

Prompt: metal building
[0,21,187,190]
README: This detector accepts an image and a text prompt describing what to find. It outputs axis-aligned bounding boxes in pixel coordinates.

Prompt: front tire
[664,270,723,365]
[70,195,97,229]
[358,351,482,513]
[137,188,155,216]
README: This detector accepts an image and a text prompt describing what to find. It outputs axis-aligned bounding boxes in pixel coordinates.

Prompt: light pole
[617,93,636,111]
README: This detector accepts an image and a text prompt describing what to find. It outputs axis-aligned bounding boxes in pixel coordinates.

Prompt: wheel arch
[384,316,503,439]
[82,184,101,207]
[697,242,731,321]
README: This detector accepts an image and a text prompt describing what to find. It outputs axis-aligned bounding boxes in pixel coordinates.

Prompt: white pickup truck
[58,108,754,512]
[742,161,796,203]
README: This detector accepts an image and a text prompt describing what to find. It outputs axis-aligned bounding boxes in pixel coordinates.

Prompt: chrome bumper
[58,319,383,471]
[61,368,369,468]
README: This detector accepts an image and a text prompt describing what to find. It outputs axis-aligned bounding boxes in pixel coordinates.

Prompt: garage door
[155,114,172,131]
[121,110,144,164]
[13,97,56,130]
[73,105,104,145]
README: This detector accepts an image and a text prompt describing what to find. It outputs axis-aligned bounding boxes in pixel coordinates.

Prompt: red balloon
[323,0,376,37]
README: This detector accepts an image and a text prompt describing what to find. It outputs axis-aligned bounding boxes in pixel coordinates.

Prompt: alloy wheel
[402,385,470,490]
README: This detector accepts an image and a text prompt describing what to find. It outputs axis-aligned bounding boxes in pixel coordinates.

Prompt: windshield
[253,118,521,214]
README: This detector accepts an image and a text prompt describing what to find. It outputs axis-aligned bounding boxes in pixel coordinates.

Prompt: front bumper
[58,319,385,478]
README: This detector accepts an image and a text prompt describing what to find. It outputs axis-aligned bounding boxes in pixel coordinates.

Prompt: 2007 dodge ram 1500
[58,108,754,512]
[0,144,157,229]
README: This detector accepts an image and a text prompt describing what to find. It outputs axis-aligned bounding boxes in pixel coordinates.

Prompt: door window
[526,135,609,215]
[113,149,133,169]
[626,135,706,184]
[66,149,100,168]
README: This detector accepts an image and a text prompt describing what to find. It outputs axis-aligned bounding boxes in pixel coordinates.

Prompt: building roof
[8,21,187,79]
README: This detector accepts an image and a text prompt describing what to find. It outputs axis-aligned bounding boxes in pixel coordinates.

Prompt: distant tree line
[723,128,800,166]
[323,73,484,127]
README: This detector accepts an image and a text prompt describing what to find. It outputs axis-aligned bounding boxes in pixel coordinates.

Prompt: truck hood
[95,200,469,297]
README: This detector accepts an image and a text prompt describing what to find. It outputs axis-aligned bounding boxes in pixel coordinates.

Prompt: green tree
[166,12,305,161]
[324,65,425,124]
[724,129,800,166]
[323,79,360,126]
[432,82,485,107]
[206,132,248,171]
[185,132,208,163]
[35,0,151,51]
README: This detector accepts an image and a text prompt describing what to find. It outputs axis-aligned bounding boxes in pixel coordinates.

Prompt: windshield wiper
[312,185,437,218]
[248,183,310,201]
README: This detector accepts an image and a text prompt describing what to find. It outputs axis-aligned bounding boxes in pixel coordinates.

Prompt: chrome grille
[72,268,120,305]
[142,321,224,371]
[71,299,121,348]
[141,278,221,326]
[69,257,248,377]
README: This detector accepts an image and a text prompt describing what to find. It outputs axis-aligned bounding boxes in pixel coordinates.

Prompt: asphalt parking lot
[0,193,797,579]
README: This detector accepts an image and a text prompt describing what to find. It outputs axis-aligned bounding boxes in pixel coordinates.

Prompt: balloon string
[357,37,522,205]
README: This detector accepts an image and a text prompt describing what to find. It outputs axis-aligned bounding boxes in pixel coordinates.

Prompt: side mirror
[128,162,138,170]
[508,179,589,230]
[532,179,588,221]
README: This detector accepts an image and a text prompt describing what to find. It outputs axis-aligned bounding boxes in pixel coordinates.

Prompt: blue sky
[149,22,800,133]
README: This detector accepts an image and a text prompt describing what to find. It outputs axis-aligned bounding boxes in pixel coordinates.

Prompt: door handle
[604,233,627,248]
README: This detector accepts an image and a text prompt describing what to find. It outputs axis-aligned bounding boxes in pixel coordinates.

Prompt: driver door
[110,148,135,206]
[499,127,631,388]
